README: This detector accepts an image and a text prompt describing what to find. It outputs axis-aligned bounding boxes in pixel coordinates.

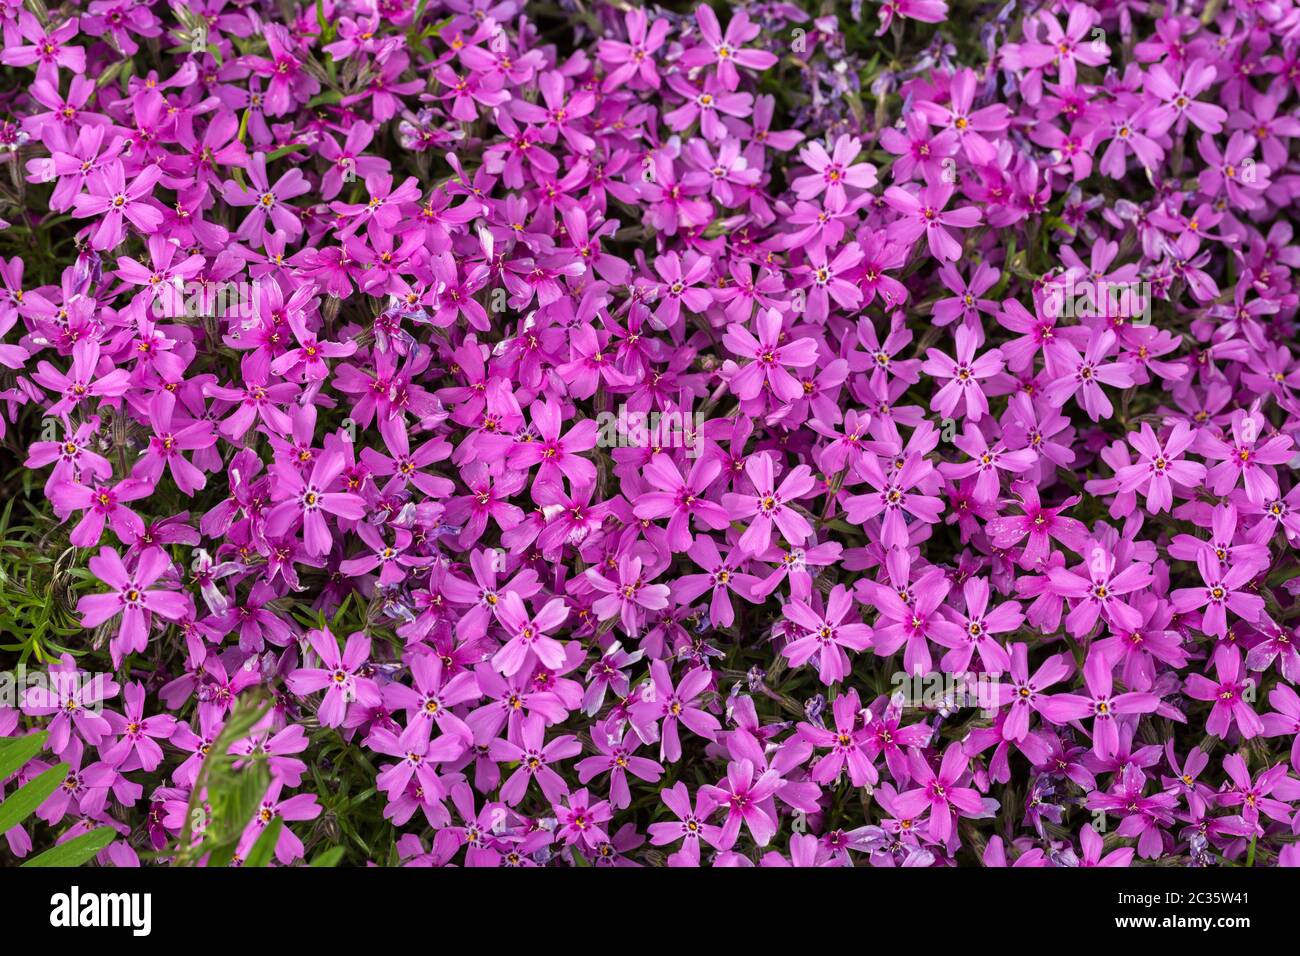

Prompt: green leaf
[309,846,345,867]
[267,143,308,163]
[204,838,240,870]
[243,818,283,868]
[22,827,116,867]
[316,0,336,42]
[422,16,454,39]
[0,762,67,834]
[0,730,48,779]
[306,90,343,109]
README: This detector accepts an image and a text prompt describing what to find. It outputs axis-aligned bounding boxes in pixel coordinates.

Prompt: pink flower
[1170,551,1266,639]
[633,453,731,553]
[884,181,984,261]
[1042,328,1135,421]
[781,584,873,684]
[628,661,721,763]
[284,628,382,728]
[1184,646,1264,739]
[76,547,191,666]
[596,7,670,91]
[586,555,671,638]
[265,450,367,557]
[488,714,581,806]
[1039,649,1161,758]
[920,324,1005,421]
[1114,422,1206,513]
[893,743,986,843]
[491,591,570,677]
[791,135,877,206]
[678,6,778,91]
[721,452,816,553]
[723,308,820,403]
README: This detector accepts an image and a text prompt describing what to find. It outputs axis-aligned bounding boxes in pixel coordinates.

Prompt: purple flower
[285,628,381,728]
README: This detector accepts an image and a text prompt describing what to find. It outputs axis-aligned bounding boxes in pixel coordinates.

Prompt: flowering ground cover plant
[0,0,1298,870]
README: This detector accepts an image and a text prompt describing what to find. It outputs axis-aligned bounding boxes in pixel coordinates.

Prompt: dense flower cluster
[1,0,1300,868]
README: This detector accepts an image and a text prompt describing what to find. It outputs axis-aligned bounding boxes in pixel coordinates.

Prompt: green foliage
[22,827,117,867]
[0,730,49,779]
[173,690,273,866]
[0,762,67,834]
[0,733,115,866]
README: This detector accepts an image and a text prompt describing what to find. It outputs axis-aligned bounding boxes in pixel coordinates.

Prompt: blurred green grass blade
[0,730,48,779]
[22,826,116,867]
[0,762,69,833]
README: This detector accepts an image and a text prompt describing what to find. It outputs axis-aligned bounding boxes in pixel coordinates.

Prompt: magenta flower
[721,452,815,554]
[586,555,671,638]
[633,453,731,553]
[678,6,777,91]
[700,759,782,849]
[1043,328,1135,421]
[596,7,670,91]
[1114,422,1206,513]
[1202,409,1294,505]
[575,723,663,811]
[1078,823,1134,868]
[1171,551,1265,639]
[1216,754,1300,828]
[671,536,763,629]
[647,781,724,866]
[884,182,983,262]
[247,23,319,117]
[931,577,1022,675]
[20,655,119,756]
[508,400,598,490]
[31,339,131,416]
[1,11,86,78]
[1144,59,1226,136]
[76,547,190,666]
[488,714,581,806]
[100,681,177,773]
[1005,7,1109,89]
[222,152,311,242]
[68,159,162,250]
[1002,645,1073,742]
[871,568,965,677]
[369,717,466,800]
[792,135,877,206]
[723,307,820,403]
[265,450,367,557]
[1184,645,1265,740]
[628,661,720,763]
[986,482,1089,569]
[49,475,151,548]
[284,628,382,728]
[876,0,949,35]
[915,67,1009,164]
[237,781,321,865]
[490,591,570,677]
[1039,649,1161,758]
[798,688,878,787]
[920,324,1005,422]
[893,743,986,843]
[780,584,873,684]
